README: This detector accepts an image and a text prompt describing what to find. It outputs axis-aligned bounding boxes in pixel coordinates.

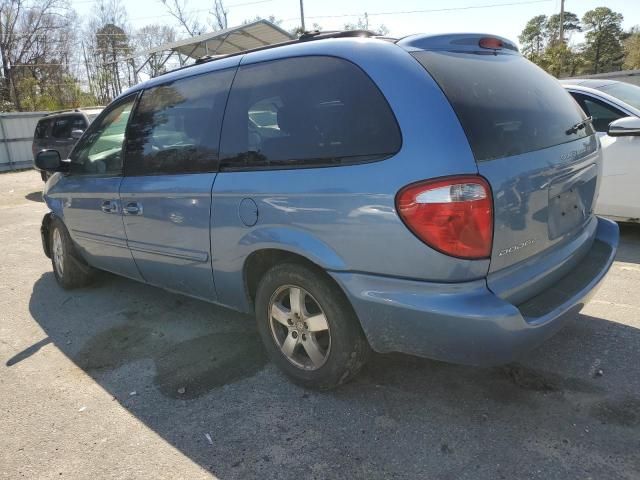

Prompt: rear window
[50,115,85,139]
[412,51,592,161]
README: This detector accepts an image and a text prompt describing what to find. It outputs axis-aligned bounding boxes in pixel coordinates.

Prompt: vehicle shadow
[19,271,640,479]
[24,191,44,202]
[616,223,640,264]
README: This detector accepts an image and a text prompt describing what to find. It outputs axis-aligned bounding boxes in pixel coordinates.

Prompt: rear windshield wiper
[566,116,593,135]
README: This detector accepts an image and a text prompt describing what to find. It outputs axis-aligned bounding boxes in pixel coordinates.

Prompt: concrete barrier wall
[0,111,47,172]
[563,69,640,87]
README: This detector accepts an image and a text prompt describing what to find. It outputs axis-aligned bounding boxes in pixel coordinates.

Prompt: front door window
[70,96,136,175]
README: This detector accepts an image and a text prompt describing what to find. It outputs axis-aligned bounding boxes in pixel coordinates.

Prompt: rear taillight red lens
[396,176,493,259]
[479,37,503,50]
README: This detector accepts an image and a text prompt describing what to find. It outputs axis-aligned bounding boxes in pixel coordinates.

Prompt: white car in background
[562,79,640,223]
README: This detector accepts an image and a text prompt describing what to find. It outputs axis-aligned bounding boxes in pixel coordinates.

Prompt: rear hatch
[405,35,600,299]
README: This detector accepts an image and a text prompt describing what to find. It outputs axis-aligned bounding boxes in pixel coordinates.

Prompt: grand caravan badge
[498,239,536,256]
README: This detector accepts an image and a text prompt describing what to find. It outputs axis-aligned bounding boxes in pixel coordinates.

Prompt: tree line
[519,6,640,78]
[0,0,388,112]
[18,1,633,112]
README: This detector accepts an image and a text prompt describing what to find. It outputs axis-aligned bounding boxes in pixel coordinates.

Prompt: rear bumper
[330,217,619,367]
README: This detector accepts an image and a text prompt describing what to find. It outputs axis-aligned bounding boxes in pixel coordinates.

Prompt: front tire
[49,219,94,289]
[255,263,370,389]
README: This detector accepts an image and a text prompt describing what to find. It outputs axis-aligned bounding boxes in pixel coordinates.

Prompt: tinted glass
[125,68,234,176]
[571,93,626,132]
[595,82,640,111]
[34,120,50,139]
[51,115,85,139]
[412,51,593,161]
[70,96,135,175]
[71,116,87,132]
[51,117,71,139]
[220,56,401,169]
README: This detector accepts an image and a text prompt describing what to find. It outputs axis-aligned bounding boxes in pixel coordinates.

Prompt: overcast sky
[71,0,640,47]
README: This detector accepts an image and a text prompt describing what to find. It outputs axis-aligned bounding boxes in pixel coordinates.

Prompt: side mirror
[608,116,640,137]
[35,150,68,173]
[71,129,84,140]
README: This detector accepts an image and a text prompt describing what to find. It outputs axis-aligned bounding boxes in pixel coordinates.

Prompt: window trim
[218,54,403,172]
[67,92,141,177]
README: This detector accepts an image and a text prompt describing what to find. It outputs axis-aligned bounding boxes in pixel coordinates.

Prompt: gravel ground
[1,169,639,480]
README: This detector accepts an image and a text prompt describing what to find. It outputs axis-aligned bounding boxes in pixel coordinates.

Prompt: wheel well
[244,249,329,307]
[41,213,55,258]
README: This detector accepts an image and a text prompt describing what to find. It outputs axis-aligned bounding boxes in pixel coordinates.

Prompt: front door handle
[123,202,143,216]
[101,200,118,214]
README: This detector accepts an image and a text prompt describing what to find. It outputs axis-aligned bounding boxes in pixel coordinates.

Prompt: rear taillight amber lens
[396,176,493,259]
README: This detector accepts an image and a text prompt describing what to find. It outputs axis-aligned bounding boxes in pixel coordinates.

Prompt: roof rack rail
[43,108,79,116]
[188,29,385,67]
[298,29,378,41]
[43,105,106,117]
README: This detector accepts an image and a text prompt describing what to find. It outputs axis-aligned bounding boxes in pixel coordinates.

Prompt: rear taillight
[396,176,493,259]
[479,37,503,50]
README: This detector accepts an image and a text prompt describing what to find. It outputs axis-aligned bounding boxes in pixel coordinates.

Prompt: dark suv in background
[32,107,103,181]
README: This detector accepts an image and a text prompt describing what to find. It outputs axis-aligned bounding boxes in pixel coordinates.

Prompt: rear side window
[570,93,625,133]
[219,56,401,170]
[125,68,234,176]
[35,120,50,139]
[412,51,592,161]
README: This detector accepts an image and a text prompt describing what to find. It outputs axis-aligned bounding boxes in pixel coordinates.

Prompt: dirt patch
[499,364,559,392]
[75,324,268,399]
[591,397,640,427]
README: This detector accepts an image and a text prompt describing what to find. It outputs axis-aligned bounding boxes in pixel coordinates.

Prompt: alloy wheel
[268,285,331,370]
[52,228,64,278]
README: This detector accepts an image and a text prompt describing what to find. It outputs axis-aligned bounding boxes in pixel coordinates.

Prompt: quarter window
[219,56,401,170]
[70,96,136,175]
[124,68,234,176]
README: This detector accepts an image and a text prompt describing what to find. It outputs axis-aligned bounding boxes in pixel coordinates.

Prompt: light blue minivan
[36,31,619,388]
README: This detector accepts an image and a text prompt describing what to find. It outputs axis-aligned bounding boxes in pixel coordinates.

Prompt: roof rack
[189,29,383,66]
[43,108,80,116]
[43,106,105,117]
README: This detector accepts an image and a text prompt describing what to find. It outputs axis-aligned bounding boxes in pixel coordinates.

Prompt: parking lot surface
[1,169,639,479]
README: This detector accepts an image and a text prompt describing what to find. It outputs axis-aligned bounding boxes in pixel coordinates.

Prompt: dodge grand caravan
[35,31,619,389]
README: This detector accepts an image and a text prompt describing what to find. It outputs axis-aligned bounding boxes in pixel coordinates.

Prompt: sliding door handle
[123,202,143,216]
[101,200,118,213]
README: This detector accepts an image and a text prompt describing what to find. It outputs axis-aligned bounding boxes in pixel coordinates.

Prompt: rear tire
[255,262,370,389]
[49,218,94,290]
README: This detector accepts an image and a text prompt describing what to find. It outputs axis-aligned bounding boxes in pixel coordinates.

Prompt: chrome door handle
[101,200,118,213]
[123,202,143,216]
